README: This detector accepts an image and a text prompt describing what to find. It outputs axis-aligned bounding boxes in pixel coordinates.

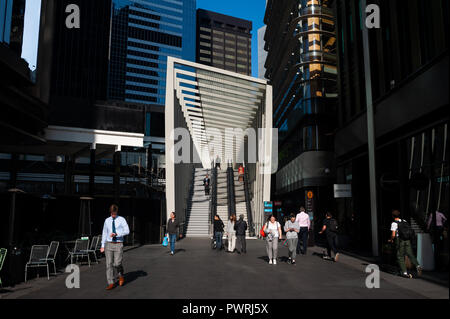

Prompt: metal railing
[209,161,218,226]
[227,162,236,218]
[243,166,255,237]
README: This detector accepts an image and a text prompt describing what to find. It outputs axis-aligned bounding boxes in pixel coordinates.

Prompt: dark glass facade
[196,9,252,75]
[334,0,449,266]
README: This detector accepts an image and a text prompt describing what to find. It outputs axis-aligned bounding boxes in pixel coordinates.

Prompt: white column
[165,57,175,221]
[263,85,273,202]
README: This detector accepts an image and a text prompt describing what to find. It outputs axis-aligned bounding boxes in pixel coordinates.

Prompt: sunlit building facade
[264,0,338,231]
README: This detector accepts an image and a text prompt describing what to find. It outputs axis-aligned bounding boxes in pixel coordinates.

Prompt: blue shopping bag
[162,236,169,247]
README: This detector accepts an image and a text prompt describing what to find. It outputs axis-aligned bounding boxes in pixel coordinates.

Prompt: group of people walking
[214,214,248,254]
[97,201,428,291]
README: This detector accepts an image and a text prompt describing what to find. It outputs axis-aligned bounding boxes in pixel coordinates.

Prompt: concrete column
[361,0,379,257]
[89,144,96,195]
[113,146,121,204]
[165,57,175,221]
[64,155,73,195]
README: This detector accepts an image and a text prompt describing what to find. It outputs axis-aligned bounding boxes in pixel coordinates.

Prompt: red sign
[274,201,282,206]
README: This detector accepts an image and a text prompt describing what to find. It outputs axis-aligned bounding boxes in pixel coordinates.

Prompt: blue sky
[197,0,266,78]
[22,0,41,70]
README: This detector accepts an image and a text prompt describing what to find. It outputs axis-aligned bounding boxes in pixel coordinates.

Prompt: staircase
[410,217,426,235]
[216,169,228,223]
[185,168,210,237]
[233,169,251,237]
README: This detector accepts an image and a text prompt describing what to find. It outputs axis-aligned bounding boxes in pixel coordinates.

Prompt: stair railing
[243,163,255,236]
[227,162,236,218]
[209,161,218,230]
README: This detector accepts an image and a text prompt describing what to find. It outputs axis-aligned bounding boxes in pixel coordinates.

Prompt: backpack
[328,219,338,233]
[396,220,415,240]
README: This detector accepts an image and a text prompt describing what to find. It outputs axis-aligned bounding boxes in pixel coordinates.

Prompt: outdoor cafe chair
[83,236,99,264]
[25,245,50,282]
[69,238,91,267]
[41,241,59,275]
[95,234,102,257]
[0,248,7,287]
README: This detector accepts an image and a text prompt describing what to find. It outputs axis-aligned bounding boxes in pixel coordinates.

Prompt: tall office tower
[257,25,267,79]
[196,9,252,75]
[0,0,47,146]
[49,0,112,127]
[264,0,338,229]
[333,0,448,258]
[108,0,196,106]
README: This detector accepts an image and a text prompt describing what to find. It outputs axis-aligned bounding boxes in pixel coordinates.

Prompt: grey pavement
[0,238,448,299]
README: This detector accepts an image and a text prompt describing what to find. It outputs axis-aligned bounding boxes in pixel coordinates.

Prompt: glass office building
[108,0,196,106]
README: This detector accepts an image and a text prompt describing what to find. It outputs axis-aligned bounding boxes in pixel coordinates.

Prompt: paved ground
[0,238,448,299]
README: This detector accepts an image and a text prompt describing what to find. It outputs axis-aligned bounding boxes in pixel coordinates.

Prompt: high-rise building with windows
[108,0,196,106]
[196,9,252,75]
[264,0,338,234]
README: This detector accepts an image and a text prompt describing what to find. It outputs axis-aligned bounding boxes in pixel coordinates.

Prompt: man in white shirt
[388,210,422,278]
[295,207,311,255]
[100,204,130,290]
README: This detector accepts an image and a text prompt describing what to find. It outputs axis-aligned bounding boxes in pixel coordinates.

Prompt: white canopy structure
[165,57,275,228]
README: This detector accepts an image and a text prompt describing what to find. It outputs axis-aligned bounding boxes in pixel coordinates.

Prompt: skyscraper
[108,0,196,106]
[264,0,338,230]
[257,25,267,79]
[196,9,252,75]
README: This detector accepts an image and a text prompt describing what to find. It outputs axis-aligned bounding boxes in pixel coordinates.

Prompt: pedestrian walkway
[0,239,447,299]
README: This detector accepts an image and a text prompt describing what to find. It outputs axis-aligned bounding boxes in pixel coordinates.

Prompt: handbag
[162,235,169,247]
[260,222,269,238]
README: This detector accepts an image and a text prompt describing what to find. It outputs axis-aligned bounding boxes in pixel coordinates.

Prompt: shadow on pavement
[123,270,147,286]
[174,249,186,254]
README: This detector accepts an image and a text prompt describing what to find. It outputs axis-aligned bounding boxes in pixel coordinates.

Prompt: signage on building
[334,184,352,198]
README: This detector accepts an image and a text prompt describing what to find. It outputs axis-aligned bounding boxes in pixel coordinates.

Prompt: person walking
[235,214,248,254]
[238,164,245,183]
[295,207,311,255]
[215,155,221,170]
[226,214,237,253]
[284,214,300,265]
[203,174,211,196]
[166,212,180,255]
[318,212,340,262]
[214,215,224,251]
[263,215,282,265]
[389,210,423,278]
[100,204,130,290]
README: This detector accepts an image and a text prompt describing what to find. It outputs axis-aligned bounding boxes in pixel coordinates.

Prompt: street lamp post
[361,0,379,257]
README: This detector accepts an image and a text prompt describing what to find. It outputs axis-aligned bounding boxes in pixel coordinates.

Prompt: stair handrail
[227,162,236,218]
[243,163,255,236]
[210,161,218,227]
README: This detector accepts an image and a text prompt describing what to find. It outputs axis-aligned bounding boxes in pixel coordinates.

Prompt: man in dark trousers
[234,214,247,254]
[203,174,210,196]
[389,210,422,278]
[318,212,340,262]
